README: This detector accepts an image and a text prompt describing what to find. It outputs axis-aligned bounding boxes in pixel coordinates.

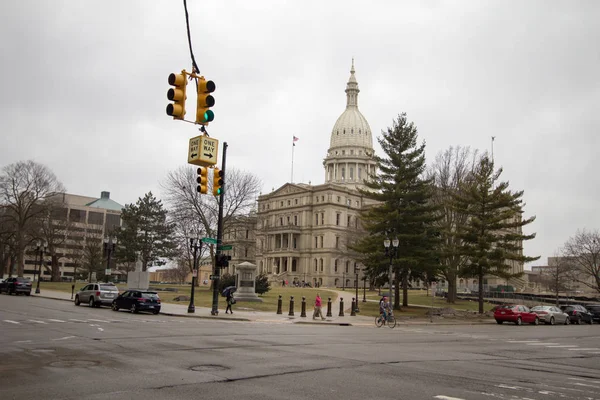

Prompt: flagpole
[291,139,295,183]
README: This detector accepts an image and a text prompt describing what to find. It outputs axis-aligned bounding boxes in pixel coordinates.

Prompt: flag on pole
[293,136,299,146]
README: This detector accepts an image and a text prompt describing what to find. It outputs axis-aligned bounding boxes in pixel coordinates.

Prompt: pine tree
[354,114,441,309]
[453,156,539,313]
[115,192,177,271]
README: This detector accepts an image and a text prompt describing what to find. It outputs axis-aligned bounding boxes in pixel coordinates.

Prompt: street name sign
[218,245,233,250]
[202,237,217,244]
[188,135,219,166]
[209,274,218,280]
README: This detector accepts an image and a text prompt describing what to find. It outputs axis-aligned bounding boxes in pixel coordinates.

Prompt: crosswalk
[2,317,184,326]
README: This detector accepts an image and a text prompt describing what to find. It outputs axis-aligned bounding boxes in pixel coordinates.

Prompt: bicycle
[375,311,396,328]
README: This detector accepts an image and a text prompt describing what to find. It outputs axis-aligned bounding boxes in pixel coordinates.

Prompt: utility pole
[211,142,228,315]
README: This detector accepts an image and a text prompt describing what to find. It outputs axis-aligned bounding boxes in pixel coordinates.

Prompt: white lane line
[574,382,600,389]
[527,342,560,346]
[434,396,465,400]
[569,377,600,384]
[88,319,109,323]
[546,345,578,348]
[28,319,48,324]
[52,336,76,341]
[68,319,87,323]
[568,348,600,351]
[47,319,66,323]
[97,327,104,332]
[15,340,32,343]
[507,340,539,343]
[3,320,20,324]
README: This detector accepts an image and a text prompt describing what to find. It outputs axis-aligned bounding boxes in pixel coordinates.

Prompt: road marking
[88,319,109,323]
[97,327,104,332]
[507,340,539,343]
[15,340,32,343]
[68,319,87,323]
[569,377,600,384]
[47,319,66,323]
[568,348,600,351]
[28,319,48,324]
[3,320,20,324]
[434,396,465,400]
[527,342,560,346]
[52,336,76,341]
[574,382,600,389]
[546,345,578,348]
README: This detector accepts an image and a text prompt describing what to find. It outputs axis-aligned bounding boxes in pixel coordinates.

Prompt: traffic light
[196,77,215,125]
[213,168,223,196]
[166,72,187,120]
[197,167,209,194]
[217,254,231,268]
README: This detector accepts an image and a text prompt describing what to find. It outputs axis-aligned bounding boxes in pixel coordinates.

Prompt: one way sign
[188,135,219,166]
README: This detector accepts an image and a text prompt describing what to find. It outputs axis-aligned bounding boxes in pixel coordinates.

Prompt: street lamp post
[383,237,399,310]
[35,241,47,294]
[188,238,202,313]
[354,266,359,312]
[103,236,117,283]
[362,276,367,302]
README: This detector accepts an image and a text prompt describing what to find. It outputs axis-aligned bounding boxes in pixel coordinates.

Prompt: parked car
[74,283,119,307]
[530,305,570,325]
[586,304,600,323]
[560,305,594,324]
[111,290,161,314]
[494,305,539,325]
[0,277,32,295]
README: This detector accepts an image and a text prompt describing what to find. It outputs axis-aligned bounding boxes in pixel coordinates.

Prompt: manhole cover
[190,364,227,372]
[50,360,98,368]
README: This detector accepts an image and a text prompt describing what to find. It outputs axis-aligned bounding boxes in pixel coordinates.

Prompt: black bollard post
[71,284,75,300]
[350,298,356,316]
[301,296,307,317]
[326,297,332,317]
[339,297,344,317]
[276,295,282,314]
[288,296,295,316]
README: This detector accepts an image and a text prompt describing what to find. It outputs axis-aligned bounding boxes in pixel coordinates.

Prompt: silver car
[74,283,119,308]
[530,305,570,325]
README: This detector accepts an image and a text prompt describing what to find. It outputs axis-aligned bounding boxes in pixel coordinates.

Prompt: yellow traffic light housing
[197,167,209,194]
[167,72,187,120]
[213,168,223,196]
[196,77,216,125]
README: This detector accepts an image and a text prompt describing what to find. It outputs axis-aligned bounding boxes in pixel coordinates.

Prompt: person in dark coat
[226,291,234,314]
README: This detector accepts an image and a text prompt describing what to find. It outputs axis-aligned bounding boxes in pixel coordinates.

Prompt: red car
[494,305,539,325]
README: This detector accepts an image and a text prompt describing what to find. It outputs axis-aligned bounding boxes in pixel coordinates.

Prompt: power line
[183,0,200,75]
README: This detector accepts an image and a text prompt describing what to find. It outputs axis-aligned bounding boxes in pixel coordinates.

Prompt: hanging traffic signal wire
[183,0,200,75]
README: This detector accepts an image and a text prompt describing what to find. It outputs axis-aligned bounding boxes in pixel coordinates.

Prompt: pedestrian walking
[313,293,326,320]
[226,291,235,314]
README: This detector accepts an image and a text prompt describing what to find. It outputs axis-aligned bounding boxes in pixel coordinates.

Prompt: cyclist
[379,296,390,322]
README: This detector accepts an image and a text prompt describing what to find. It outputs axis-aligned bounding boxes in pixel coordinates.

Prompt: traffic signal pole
[211,141,228,315]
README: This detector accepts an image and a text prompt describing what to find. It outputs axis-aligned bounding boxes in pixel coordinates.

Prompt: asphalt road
[1,295,599,400]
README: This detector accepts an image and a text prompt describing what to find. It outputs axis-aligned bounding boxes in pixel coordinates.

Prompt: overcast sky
[1,1,598,268]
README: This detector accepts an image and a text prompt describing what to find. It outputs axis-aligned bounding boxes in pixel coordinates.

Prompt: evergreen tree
[453,156,539,313]
[115,192,177,271]
[255,272,271,295]
[353,114,441,310]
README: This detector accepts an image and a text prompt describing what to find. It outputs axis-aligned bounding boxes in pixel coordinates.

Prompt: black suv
[560,304,594,324]
[0,277,32,295]
[585,304,600,323]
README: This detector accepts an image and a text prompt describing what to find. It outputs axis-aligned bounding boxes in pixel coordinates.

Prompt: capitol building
[250,61,379,287]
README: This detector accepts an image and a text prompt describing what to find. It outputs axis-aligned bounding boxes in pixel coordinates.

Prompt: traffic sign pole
[211,141,228,316]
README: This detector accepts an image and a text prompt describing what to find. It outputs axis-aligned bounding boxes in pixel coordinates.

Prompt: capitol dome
[323,60,377,191]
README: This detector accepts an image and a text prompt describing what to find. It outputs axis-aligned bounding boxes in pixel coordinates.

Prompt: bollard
[350,298,356,316]
[288,296,295,316]
[339,297,344,317]
[326,297,332,317]
[301,296,307,317]
[276,295,282,314]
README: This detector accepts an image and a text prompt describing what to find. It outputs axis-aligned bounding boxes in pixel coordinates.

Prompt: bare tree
[79,230,104,282]
[162,262,190,284]
[38,199,73,281]
[546,252,576,306]
[562,229,600,294]
[161,165,261,264]
[427,146,480,303]
[0,160,65,276]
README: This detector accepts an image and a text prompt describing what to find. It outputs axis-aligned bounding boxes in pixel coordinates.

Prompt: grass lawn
[37,282,339,313]
[363,289,495,314]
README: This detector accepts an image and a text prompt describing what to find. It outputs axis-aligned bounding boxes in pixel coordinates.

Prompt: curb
[160,311,251,322]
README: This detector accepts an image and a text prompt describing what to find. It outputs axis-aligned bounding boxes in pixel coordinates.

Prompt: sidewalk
[30,289,494,326]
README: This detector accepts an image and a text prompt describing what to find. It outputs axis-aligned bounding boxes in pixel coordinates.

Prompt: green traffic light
[203,110,214,123]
